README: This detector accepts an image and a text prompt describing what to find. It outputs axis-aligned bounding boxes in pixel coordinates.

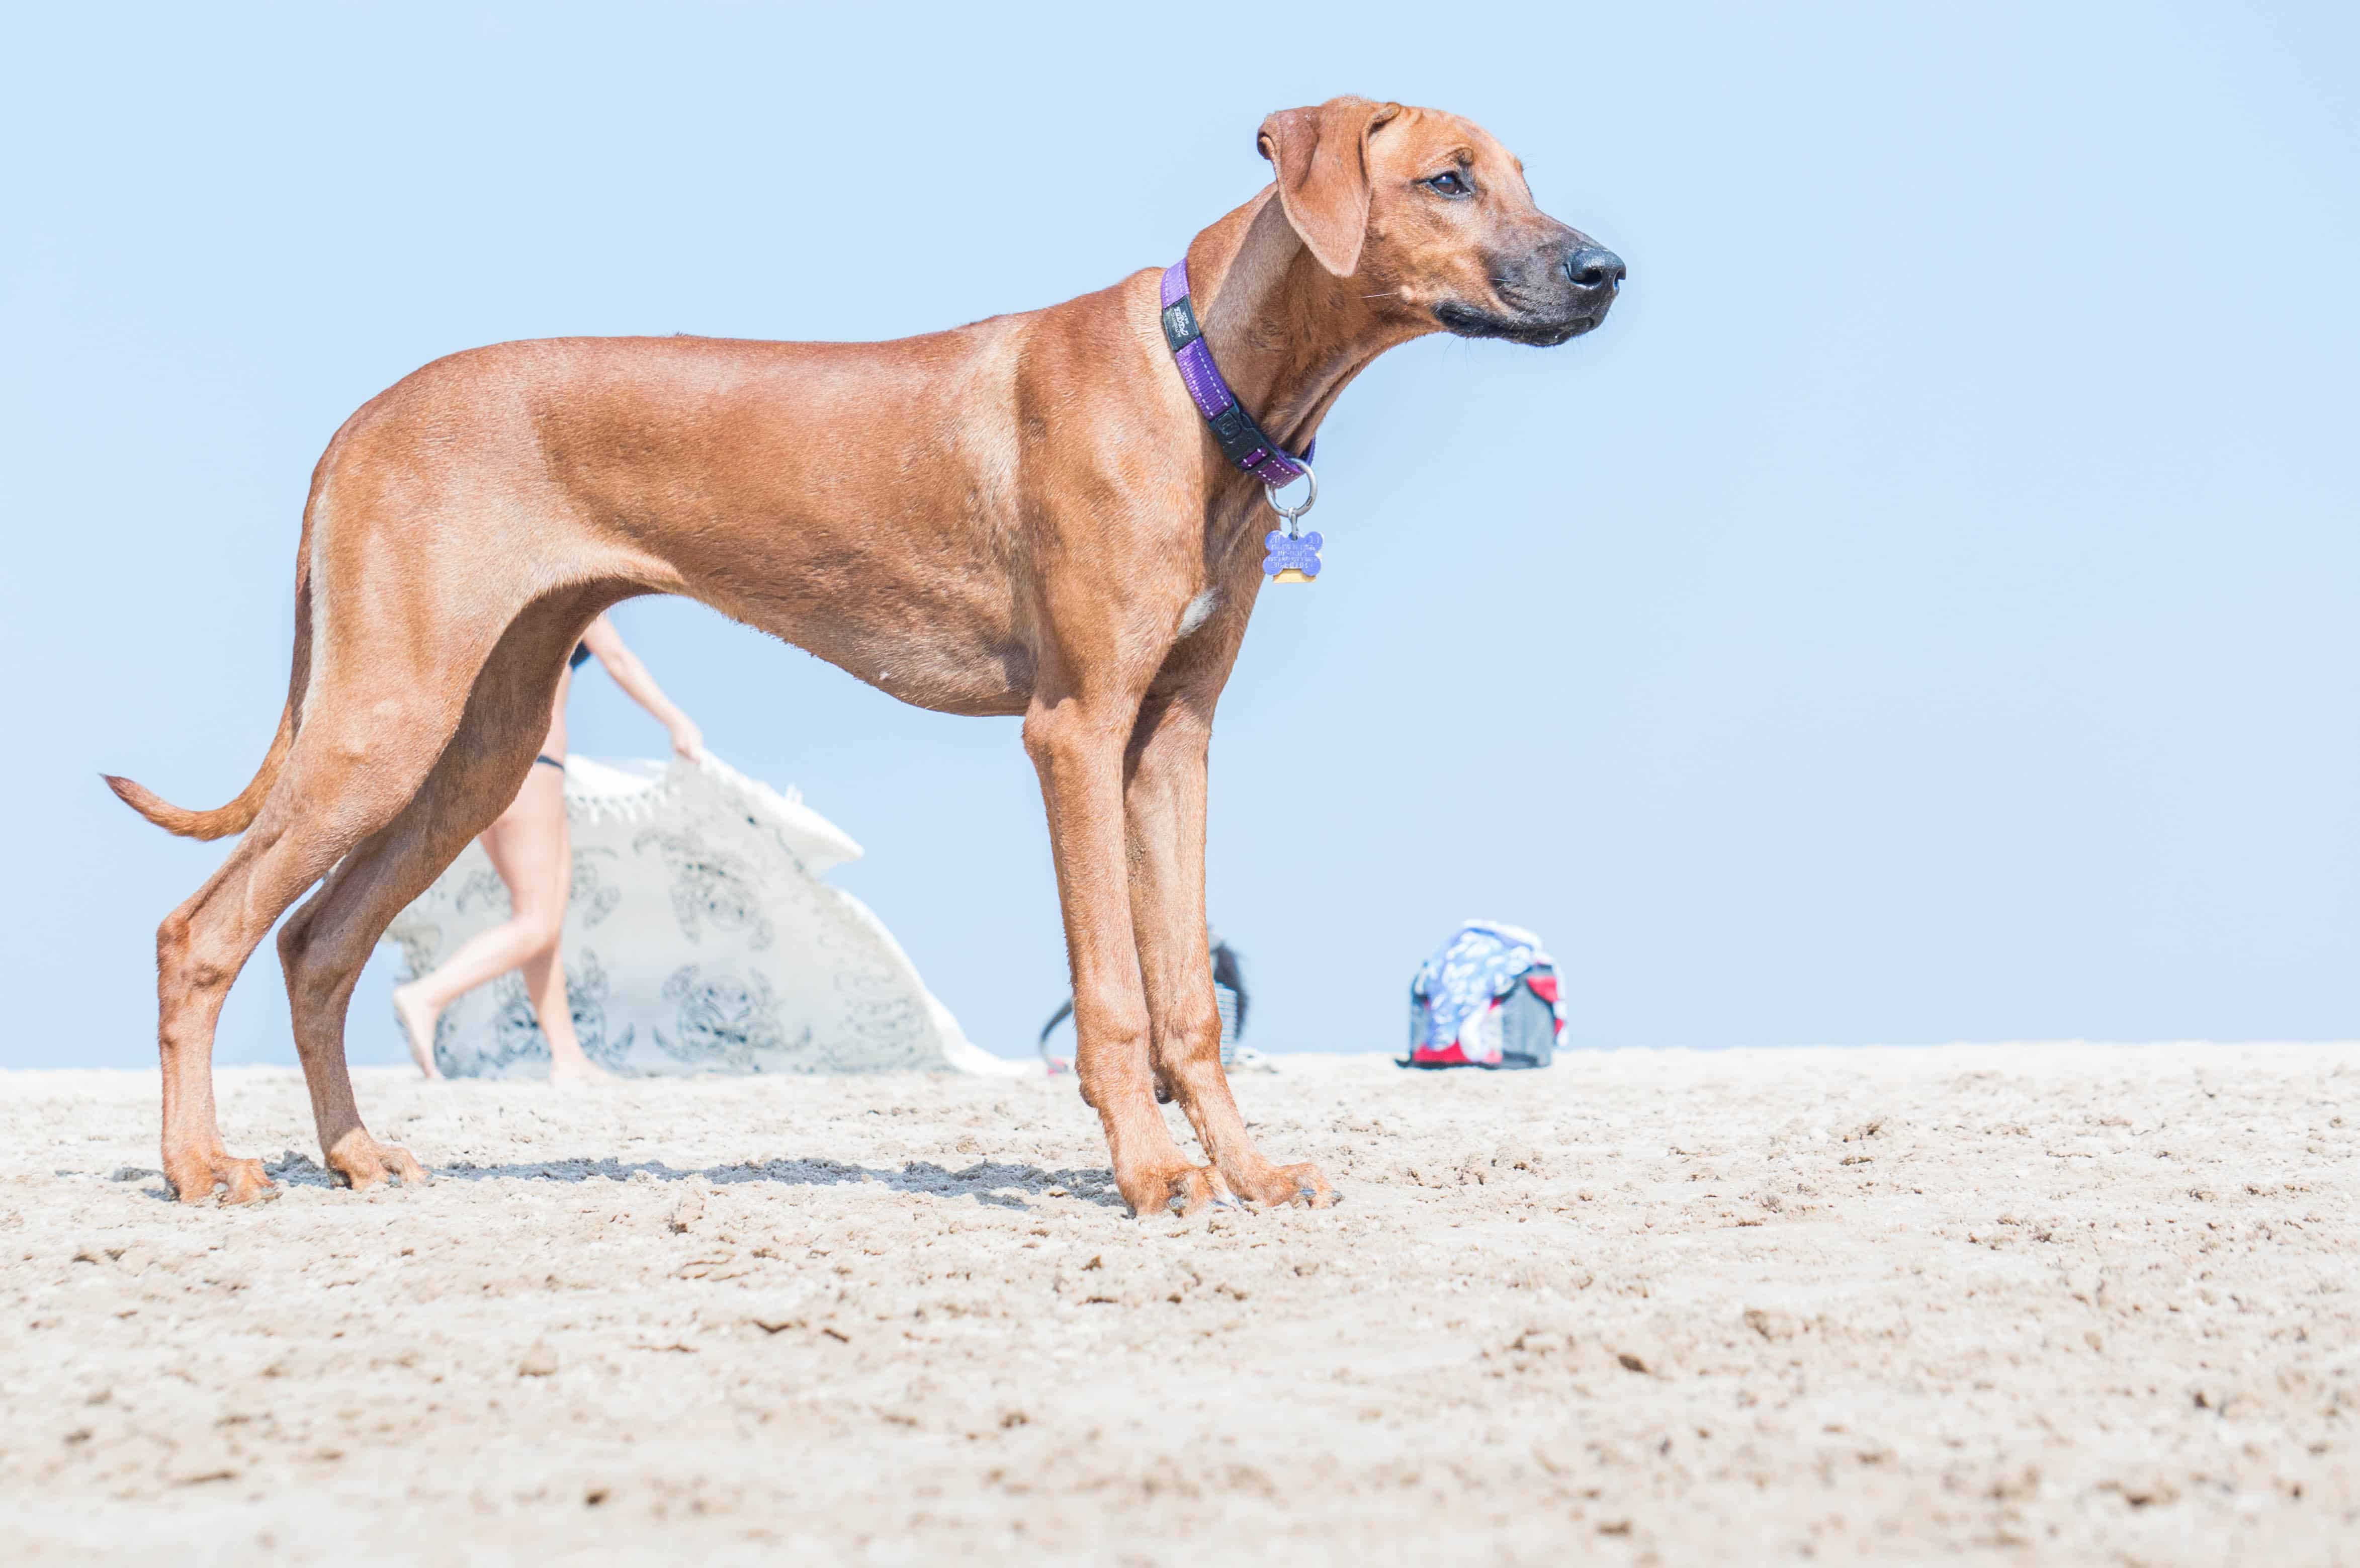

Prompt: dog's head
[1258,98,1622,347]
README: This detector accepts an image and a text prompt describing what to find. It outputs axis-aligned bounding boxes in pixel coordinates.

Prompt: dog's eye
[1424,171,1472,198]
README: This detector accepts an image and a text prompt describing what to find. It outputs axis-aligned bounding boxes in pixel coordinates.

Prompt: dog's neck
[1183,189,1431,461]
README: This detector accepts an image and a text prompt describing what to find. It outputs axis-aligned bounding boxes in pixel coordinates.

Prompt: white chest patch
[1177,589,1219,638]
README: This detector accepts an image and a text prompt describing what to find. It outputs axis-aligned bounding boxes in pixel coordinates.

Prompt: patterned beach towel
[383,753,1022,1078]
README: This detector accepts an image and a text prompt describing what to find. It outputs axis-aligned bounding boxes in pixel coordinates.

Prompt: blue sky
[5,1,2355,1070]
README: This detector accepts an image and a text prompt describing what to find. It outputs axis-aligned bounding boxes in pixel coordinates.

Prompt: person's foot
[548,1053,612,1086]
[391,983,444,1081]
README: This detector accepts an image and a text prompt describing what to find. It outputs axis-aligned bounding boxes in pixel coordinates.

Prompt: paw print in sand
[1262,530,1323,582]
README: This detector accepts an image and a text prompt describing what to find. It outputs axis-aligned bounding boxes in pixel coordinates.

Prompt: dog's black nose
[1564,246,1626,292]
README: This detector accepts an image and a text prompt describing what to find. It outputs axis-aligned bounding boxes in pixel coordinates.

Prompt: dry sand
[3,1044,2354,1565]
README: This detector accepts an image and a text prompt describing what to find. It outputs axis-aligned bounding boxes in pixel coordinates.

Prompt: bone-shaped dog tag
[1262,529,1322,583]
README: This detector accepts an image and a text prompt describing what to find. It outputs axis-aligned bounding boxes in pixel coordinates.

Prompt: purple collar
[1158,258,1314,486]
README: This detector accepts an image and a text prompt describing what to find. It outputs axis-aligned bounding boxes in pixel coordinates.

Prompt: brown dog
[107,97,1621,1216]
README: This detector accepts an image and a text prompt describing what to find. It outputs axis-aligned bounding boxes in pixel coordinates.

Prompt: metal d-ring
[1263,461,1317,535]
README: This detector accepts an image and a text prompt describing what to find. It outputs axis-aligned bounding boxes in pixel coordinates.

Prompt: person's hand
[669,719,704,761]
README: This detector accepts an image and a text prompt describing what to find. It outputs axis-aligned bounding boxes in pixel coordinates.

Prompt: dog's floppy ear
[1257,97,1403,279]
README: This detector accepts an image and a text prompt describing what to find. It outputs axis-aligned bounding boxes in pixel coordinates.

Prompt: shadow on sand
[213,1149,1131,1210]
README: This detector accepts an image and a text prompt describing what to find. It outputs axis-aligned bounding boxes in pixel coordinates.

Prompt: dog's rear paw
[165,1149,278,1207]
[324,1130,431,1193]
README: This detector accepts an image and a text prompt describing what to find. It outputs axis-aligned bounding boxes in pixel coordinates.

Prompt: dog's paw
[164,1148,278,1207]
[1231,1161,1338,1210]
[323,1130,431,1193]
[1119,1163,1231,1219]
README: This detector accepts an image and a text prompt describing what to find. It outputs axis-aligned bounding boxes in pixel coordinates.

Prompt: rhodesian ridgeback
[108,96,1623,1216]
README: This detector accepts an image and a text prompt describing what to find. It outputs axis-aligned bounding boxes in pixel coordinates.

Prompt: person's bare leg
[389,818,550,1077]
[391,984,443,1079]
[389,765,581,1076]
[482,768,607,1083]
[527,941,608,1085]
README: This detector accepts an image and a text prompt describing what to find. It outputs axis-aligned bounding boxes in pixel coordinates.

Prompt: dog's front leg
[1024,688,1232,1218]
[1124,687,1336,1210]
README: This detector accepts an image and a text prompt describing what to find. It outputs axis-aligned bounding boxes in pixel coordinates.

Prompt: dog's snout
[1563,245,1625,293]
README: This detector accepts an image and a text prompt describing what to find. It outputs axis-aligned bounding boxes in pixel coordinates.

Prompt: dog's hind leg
[275,591,604,1189]
[151,809,355,1203]
[1122,684,1335,1210]
[153,704,478,1203]
[152,594,545,1203]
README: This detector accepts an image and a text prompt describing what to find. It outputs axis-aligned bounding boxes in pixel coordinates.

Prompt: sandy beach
[4,1043,2353,1564]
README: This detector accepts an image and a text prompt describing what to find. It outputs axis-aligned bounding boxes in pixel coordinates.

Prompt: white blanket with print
[382,753,1022,1078]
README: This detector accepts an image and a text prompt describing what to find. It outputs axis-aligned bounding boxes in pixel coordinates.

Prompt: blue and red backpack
[1404,920,1564,1070]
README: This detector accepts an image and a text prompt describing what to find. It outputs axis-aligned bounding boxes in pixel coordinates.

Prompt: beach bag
[1404,920,1563,1069]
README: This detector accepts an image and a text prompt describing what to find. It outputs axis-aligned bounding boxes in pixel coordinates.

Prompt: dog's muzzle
[1436,242,1625,346]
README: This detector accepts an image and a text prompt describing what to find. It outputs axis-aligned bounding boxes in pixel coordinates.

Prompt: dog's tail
[104,538,316,841]
[104,701,296,840]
